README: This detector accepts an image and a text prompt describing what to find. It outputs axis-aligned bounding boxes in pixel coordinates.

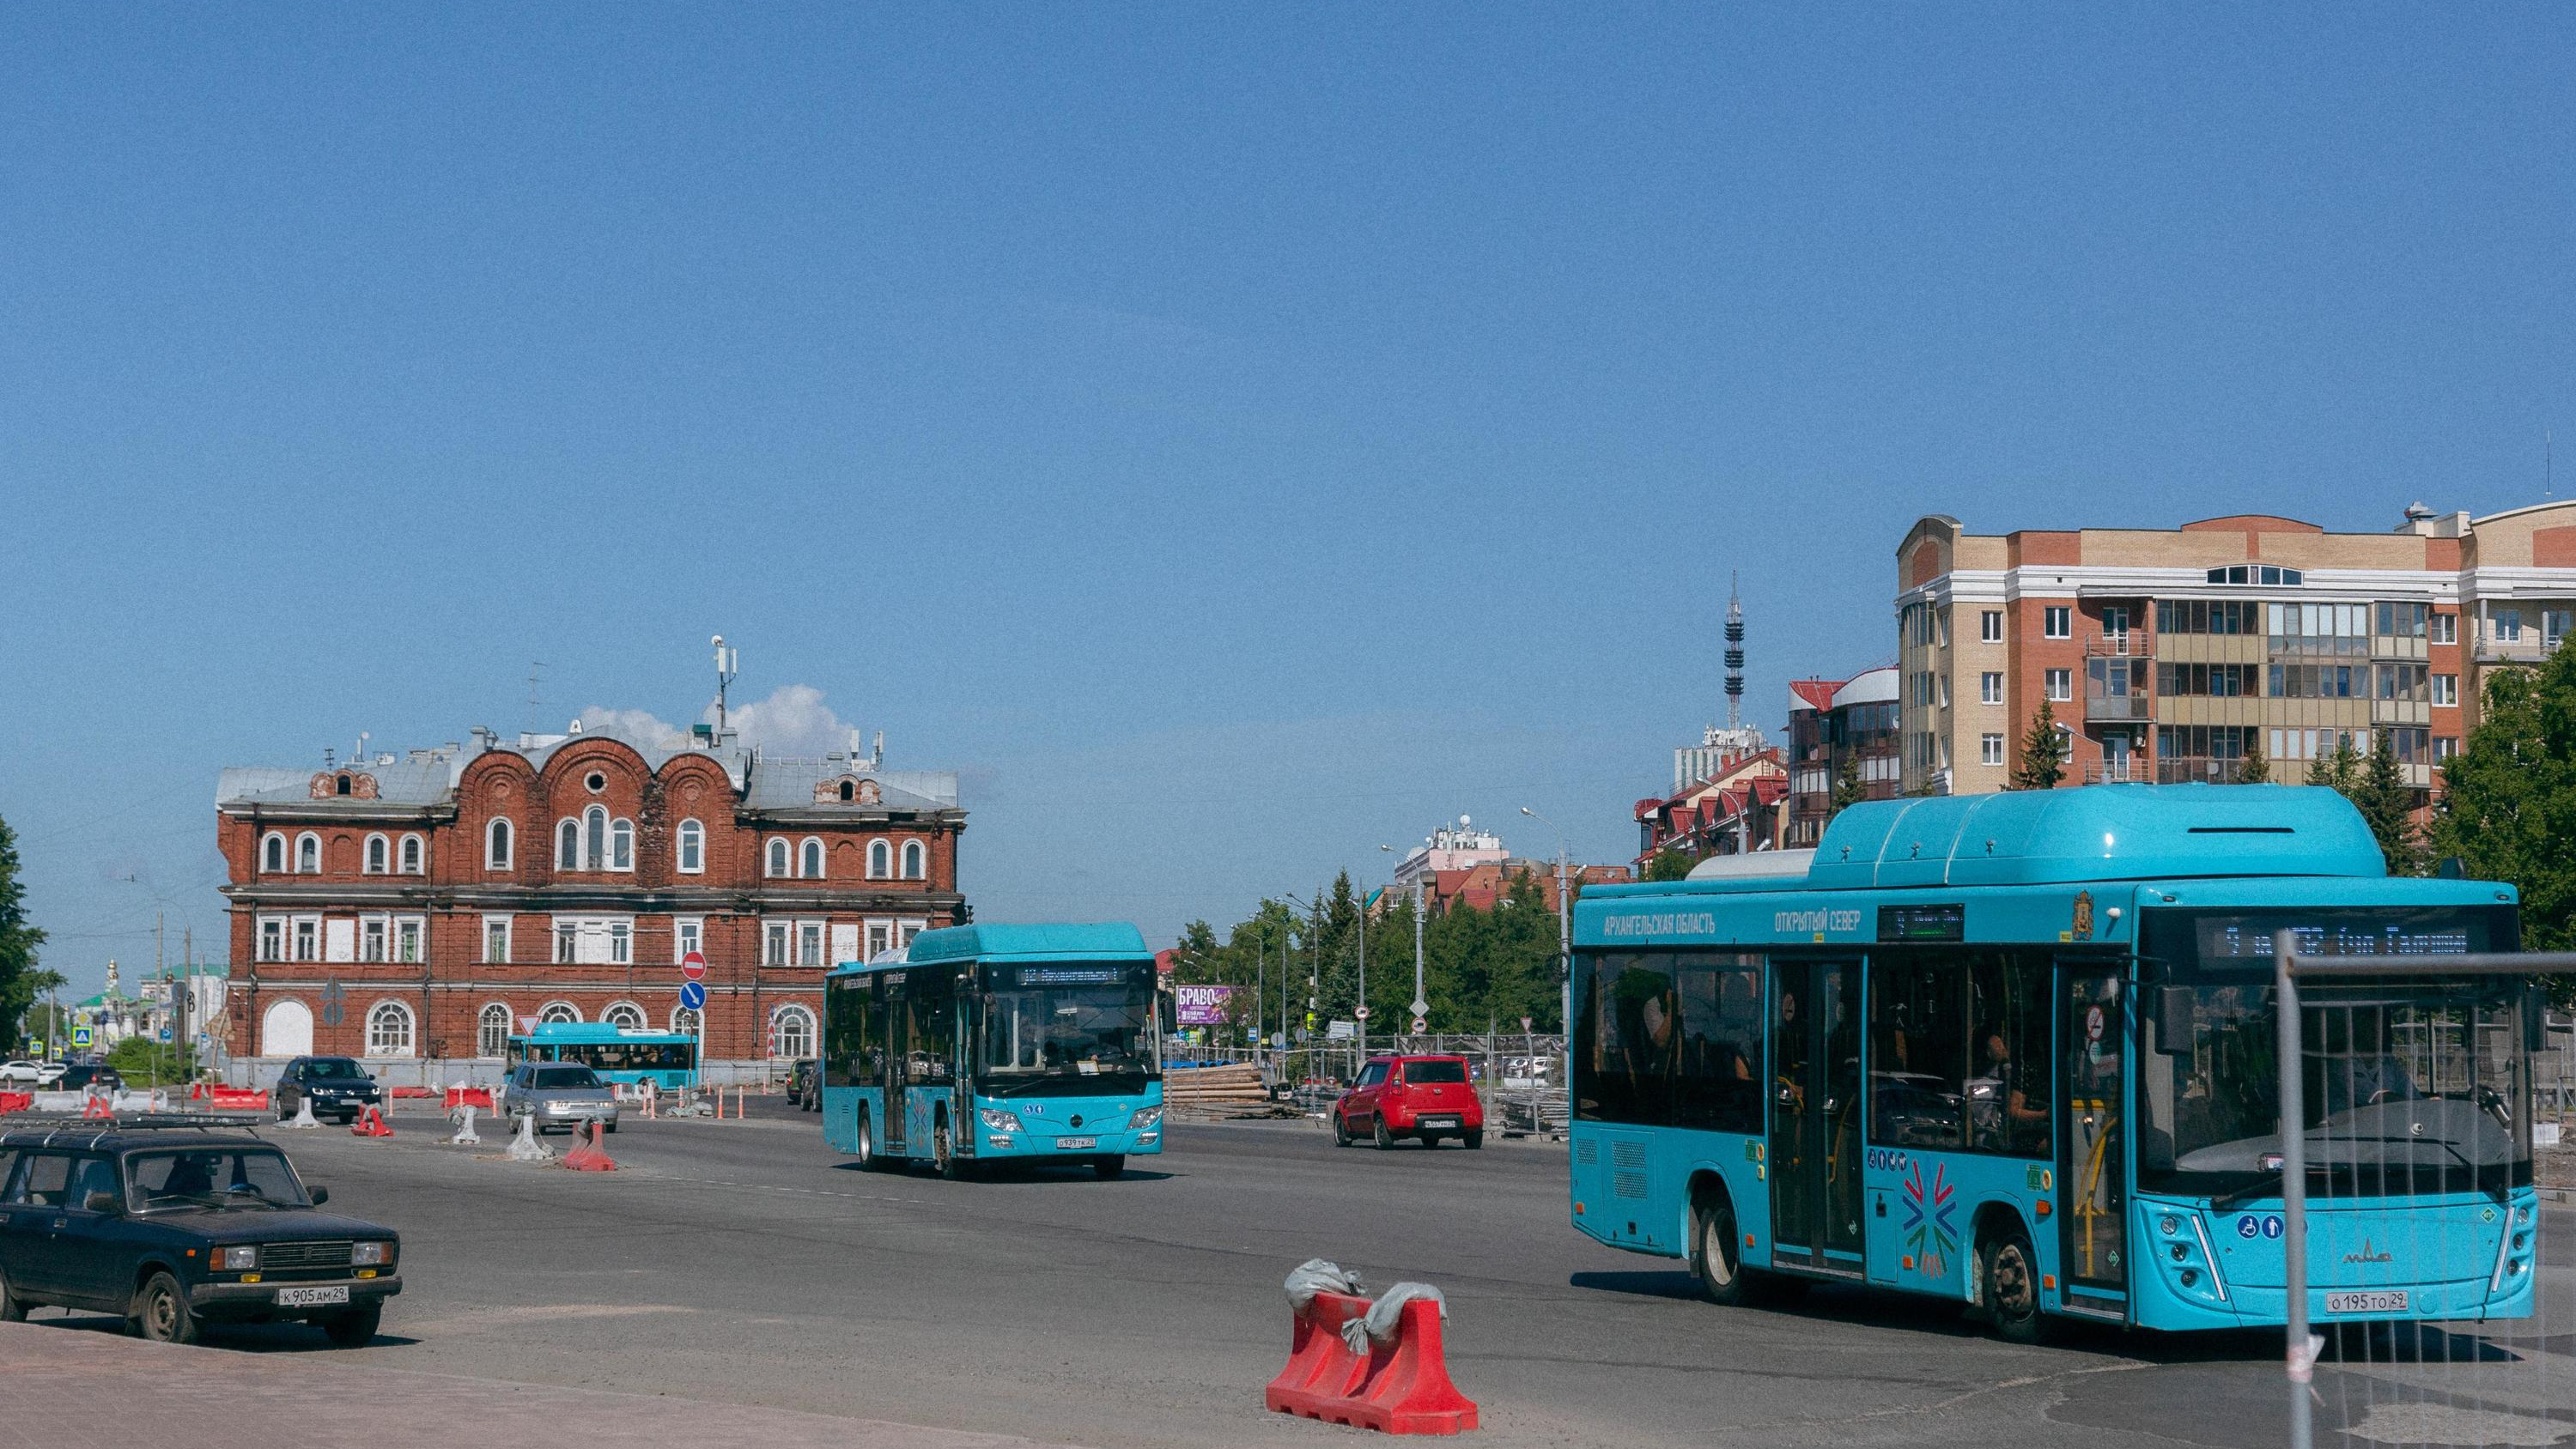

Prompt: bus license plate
[2325,1290,2408,1315]
[1056,1137,1097,1149]
[276,1285,349,1307]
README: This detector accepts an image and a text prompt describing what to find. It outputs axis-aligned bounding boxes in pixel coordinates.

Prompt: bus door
[2059,964,2128,1314]
[1770,958,1864,1275]
[879,974,908,1154]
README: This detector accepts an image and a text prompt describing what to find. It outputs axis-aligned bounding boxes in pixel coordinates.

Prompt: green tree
[106,1034,197,1088]
[15,969,66,1052]
[1643,848,1698,882]
[2010,700,2067,790]
[2310,735,2360,794]
[1828,749,1868,813]
[2235,731,2269,785]
[2428,647,2576,1004]
[2353,730,2421,875]
[0,815,45,1054]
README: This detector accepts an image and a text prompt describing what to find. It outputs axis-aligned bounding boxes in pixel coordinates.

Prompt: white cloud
[577,684,862,757]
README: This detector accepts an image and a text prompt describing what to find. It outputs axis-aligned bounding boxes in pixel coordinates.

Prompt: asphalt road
[18,1108,2573,1449]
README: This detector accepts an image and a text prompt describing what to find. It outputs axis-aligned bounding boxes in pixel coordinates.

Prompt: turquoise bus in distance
[506,1023,699,1090]
[1569,785,2540,1339]
[822,924,1166,1179]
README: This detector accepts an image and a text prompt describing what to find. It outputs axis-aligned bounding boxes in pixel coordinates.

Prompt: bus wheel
[933,1115,963,1181]
[1981,1227,2057,1345]
[1093,1155,1126,1180]
[1692,1196,1753,1306]
[854,1107,879,1170]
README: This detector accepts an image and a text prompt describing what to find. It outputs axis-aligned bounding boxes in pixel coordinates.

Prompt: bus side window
[1965,951,2053,1157]
[1673,956,1764,1134]
[1867,954,1966,1149]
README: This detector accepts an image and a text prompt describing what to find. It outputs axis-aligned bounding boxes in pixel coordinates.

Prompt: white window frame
[364,834,390,875]
[487,816,513,870]
[764,920,792,967]
[365,1000,416,1058]
[767,839,790,878]
[483,915,513,964]
[360,914,389,963]
[674,917,704,964]
[1981,671,2003,705]
[611,818,635,872]
[1981,609,2003,643]
[1981,733,2005,767]
[2432,612,2458,645]
[296,833,321,873]
[796,919,825,968]
[395,915,425,965]
[293,915,322,962]
[601,1001,647,1030]
[258,917,286,963]
[866,919,893,960]
[2044,606,2071,640]
[477,1002,512,1058]
[902,840,927,880]
[585,806,609,869]
[769,1004,817,1060]
[800,837,825,880]
[262,833,288,874]
[2432,673,2458,707]
[2045,668,2073,702]
[671,1006,702,1036]
[896,919,928,948]
[556,818,580,870]
[677,819,704,875]
[554,921,579,964]
[550,914,638,967]
[538,1000,582,1025]
[399,834,424,875]
[867,839,892,879]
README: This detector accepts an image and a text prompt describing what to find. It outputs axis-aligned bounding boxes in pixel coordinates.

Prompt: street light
[1520,808,1574,1037]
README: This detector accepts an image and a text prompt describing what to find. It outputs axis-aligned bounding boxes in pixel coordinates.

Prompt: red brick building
[216,723,965,1081]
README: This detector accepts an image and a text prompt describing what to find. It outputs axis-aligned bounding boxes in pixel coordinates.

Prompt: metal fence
[1166,1034,1567,1137]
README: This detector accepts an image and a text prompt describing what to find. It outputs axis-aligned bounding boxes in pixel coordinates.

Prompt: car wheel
[1372,1115,1394,1150]
[1093,1155,1127,1180]
[0,1264,28,1322]
[1982,1226,2057,1345]
[1334,1113,1352,1148]
[322,1304,381,1349]
[132,1270,199,1345]
[1463,1129,1484,1150]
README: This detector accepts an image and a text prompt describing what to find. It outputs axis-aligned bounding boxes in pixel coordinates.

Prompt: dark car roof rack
[1,1113,266,1147]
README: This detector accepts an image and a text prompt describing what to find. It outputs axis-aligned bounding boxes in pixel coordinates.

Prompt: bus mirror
[2155,986,2195,1054]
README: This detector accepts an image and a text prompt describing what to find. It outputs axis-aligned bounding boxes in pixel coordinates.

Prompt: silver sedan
[501,1063,621,1133]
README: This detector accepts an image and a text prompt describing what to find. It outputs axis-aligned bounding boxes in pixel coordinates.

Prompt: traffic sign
[1411,1016,1428,1034]
[1352,1005,1370,1020]
[71,1026,93,1049]
[159,1027,171,1042]
[28,1039,41,1055]
[680,950,707,982]
[678,979,708,1011]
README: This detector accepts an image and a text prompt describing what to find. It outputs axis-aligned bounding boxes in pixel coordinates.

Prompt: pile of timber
[1163,1063,1270,1110]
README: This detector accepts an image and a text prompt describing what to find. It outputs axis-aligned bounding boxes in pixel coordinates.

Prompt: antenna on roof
[525,662,548,737]
[712,636,739,734]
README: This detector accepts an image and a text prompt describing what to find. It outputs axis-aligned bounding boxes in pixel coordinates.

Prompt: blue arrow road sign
[679,979,707,1011]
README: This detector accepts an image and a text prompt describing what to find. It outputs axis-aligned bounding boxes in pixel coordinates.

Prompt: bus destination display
[1014,965,1127,986]
[2195,914,2480,961]
[1877,903,1965,943]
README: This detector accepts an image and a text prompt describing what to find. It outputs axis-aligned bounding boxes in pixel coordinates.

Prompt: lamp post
[1519,808,1574,1040]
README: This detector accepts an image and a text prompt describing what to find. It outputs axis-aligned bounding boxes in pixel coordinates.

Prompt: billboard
[1175,985,1235,1026]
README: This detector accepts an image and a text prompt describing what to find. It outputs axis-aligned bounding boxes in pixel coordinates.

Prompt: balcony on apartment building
[2081,627,2155,659]
[2085,654,2152,723]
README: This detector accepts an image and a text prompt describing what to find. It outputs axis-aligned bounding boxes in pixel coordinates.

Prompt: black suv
[0,1124,400,1345]
[55,1064,125,1094]
[273,1058,384,1125]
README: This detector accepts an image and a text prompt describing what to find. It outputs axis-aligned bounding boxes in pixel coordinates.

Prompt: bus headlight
[978,1108,1019,1133]
[1127,1106,1163,1131]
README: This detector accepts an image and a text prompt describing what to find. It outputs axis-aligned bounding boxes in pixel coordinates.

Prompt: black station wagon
[0,1123,401,1346]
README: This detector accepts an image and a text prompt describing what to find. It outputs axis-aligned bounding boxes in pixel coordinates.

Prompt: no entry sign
[680,950,707,982]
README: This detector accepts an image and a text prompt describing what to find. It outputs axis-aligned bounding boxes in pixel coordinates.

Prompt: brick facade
[216,728,966,1070]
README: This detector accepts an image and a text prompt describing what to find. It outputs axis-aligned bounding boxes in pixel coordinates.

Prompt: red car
[1333,1054,1483,1149]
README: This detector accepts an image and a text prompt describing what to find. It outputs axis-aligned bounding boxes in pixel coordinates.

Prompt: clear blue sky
[3,6,2569,996]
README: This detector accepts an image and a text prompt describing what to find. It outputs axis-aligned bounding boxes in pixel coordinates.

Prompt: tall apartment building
[1893,501,2576,797]
[1783,667,1901,846]
[216,720,966,1079]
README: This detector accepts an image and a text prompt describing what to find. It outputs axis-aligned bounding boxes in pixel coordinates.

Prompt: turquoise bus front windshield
[978,963,1157,1098]
[2138,907,2530,1200]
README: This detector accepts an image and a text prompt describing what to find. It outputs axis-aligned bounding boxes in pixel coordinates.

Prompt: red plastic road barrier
[390,1086,436,1098]
[1266,1290,1478,1435]
[189,1082,208,1100]
[207,1088,270,1112]
[442,1087,495,1112]
[0,1092,29,1114]
[350,1104,395,1137]
[561,1120,617,1172]
[81,1094,113,1121]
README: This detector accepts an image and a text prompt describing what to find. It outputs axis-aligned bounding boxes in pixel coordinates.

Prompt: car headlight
[217,1246,258,1271]
[351,1242,393,1267]
[979,1107,1019,1133]
[1127,1106,1163,1131]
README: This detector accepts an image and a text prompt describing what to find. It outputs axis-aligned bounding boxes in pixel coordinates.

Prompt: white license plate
[275,1285,349,1307]
[1056,1137,1097,1149]
[2325,1289,2409,1315]
[1421,1117,1460,1129]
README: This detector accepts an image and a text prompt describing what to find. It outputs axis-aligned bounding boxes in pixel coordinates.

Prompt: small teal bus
[822,924,1166,1179]
[507,1023,699,1090]
[1569,785,2540,1339]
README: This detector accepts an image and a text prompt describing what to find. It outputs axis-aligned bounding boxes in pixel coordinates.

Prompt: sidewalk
[0,1322,1085,1449]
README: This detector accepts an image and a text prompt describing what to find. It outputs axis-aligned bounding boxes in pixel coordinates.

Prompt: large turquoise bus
[1569,785,2540,1339]
[821,924,1166,1179]
[507,1023,699,1090]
